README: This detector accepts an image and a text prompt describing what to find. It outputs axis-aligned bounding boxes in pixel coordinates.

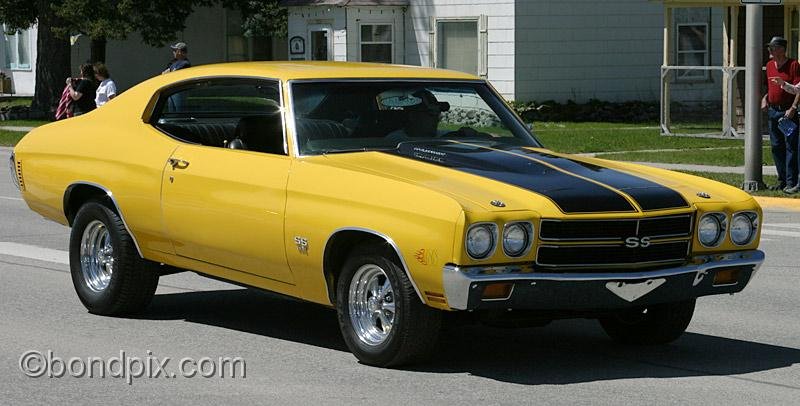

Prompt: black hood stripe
[508,148,689,211]
[385,142,637,213]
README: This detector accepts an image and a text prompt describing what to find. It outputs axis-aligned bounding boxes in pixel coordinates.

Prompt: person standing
[162,42,191,74]
[761,36,800,194]
[93,63,117,107]
[66,63,97,116]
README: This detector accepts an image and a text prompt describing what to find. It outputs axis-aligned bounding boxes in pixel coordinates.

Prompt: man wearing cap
[761,36,800,193]
[162,42,191,74]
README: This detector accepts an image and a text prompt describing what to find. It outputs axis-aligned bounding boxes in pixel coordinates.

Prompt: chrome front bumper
[442,250,765,310]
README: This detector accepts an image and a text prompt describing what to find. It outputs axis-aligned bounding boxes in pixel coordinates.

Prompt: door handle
[167,158,190,169]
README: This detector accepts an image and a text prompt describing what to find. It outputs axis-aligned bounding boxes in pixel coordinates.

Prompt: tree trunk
[90,37,107,63]
[30,1,71,117]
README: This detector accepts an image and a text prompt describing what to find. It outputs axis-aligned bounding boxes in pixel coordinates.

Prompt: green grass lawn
[0,97,32,109]
[0,119,49,128]
[679,171,798,198]
[0,130,27,146]
[598,146,775,167]
[533,122,745,154]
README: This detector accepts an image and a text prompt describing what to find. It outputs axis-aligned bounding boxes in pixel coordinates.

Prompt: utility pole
[742,0,781,191]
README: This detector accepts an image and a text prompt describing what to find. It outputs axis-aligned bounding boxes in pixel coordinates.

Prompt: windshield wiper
[320,147,395,155]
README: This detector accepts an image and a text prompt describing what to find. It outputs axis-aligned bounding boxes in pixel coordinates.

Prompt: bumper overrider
[442,250,765,311]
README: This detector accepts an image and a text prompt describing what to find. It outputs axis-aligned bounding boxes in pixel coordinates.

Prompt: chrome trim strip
[8,151,19,191]
[442,250,765,310]
[323,227,424,302]
[730,210,760,247]
[539,214,693,242]
[65,182,144,258]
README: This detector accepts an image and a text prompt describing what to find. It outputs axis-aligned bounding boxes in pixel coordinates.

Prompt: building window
[676,23,709,80]
[360,24,393,63]
[436,20,479,75]
[3,26,31,70]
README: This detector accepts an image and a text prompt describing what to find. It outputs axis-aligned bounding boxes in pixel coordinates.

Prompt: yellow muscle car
[9,62,764,367]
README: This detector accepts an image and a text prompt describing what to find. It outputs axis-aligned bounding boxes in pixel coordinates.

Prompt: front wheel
[599,299,696,345]
[69,200,159,315]
[336,244,441,367]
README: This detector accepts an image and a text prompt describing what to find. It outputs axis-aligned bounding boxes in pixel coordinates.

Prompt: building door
[308,24,333,61]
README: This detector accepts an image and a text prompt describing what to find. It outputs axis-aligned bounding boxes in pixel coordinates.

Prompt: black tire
[336,243,441,367]
[69,200,159,315]
[599,299,696,345]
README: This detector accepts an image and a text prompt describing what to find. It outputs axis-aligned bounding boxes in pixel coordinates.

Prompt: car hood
[316,141,753,215]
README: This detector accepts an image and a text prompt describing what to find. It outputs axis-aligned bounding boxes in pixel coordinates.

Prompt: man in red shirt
[762,36,800,193]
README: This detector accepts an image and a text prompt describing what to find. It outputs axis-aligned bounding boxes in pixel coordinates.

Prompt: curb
[754,196,800,212]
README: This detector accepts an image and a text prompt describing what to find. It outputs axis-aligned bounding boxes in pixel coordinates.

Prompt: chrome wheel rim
[80,220,114,292]
[348,264,395,346]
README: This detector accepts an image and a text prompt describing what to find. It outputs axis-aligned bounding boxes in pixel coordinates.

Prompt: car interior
[152,79,286,155]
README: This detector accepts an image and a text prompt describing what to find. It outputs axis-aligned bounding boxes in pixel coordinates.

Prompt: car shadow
[135,288,800,386]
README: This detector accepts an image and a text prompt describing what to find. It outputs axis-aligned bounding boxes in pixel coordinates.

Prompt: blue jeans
[767,107,799,187]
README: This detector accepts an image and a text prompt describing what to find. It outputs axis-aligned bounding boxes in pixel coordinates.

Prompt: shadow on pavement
[137,288,800,386]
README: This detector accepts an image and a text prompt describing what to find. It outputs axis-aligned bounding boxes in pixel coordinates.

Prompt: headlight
[503,222,533,257]
[466,223,498,259]
[730,212,758,246]
[8,152,19,191]
[698,213,727,247]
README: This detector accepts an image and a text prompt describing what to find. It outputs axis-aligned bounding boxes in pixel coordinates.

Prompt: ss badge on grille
[606,279,666,302]
[624,236,651,248]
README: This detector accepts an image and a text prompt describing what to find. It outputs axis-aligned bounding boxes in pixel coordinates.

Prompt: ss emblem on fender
[624,236,651,248]
[294,236,309,255]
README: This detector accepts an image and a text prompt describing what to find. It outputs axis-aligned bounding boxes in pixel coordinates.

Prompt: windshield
[290,81,541,155]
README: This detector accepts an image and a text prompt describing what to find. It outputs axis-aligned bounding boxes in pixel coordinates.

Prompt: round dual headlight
[698,213,726,247]
[466,223,497,259]
[730,212,758,245]
[503,222,532,257]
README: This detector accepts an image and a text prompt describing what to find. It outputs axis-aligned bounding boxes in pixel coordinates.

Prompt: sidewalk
[0,126,34,132]
[631,161,779,176]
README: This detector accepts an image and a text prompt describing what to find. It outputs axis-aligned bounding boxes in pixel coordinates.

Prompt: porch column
[661,6,673,133]
[723,6,731,135]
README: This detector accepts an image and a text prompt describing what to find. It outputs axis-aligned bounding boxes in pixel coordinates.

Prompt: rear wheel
[336,244,441,367]
[69,200,159,315]
[599,299,696,345]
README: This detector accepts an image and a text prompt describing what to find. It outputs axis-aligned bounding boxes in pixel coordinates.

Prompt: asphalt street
[1,147,798,404]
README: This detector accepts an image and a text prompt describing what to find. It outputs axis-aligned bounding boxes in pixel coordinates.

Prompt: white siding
[2,26,37,96]
[406,0,516,99]
[346,7,405,64]
[515,0,664,102]
[287,6,347,61]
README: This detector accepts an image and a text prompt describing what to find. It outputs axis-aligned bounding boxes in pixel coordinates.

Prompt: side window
[152,79,285,155]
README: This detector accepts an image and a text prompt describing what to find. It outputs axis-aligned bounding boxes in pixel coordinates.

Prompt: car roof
[157,61,480,82]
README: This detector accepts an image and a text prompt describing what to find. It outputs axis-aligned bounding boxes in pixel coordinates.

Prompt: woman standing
[66,64,97,116]
[93,63,117,107]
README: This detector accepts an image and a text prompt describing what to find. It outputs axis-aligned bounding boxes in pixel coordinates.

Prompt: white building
[282,0,671,102]
[1,24,37,96]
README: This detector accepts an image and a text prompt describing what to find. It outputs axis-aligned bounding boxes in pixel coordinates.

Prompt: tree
[0,0,71,113]
[224,0,288,38]
[0,0,209,114]
[0,0,287,115]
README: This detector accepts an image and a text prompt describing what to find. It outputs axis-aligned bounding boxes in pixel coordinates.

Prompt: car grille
[536,215,693,269]
[539,215,692,241]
